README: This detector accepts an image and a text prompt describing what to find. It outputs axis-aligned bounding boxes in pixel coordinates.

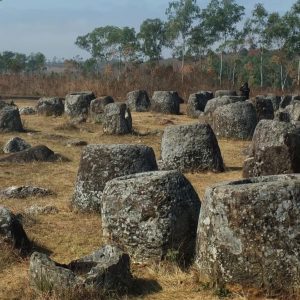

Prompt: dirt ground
[0,100,266,300]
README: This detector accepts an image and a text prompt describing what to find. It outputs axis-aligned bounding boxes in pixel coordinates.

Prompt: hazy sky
[0,0,296,60]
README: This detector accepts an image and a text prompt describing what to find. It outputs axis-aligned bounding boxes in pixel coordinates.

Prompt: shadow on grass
[129,277,162,297]
[225,166,243,171]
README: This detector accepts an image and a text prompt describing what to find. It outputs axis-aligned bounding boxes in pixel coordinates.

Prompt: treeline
[71,0,299,91]
[0,0,299,93]
[0,51,46,73]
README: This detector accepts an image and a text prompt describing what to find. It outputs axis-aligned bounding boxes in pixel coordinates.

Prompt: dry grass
[0,100,273,300]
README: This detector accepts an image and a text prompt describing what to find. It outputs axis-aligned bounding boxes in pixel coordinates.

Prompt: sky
[0,0,296,60]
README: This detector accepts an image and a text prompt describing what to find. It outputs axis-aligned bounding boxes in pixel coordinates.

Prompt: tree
[165,0,200,82]
[265,12,297,91]
[201,0,245,86]
[138,18,166,62]
[75,26,138,76]
[26,52,46,73]
[244,3,268,88]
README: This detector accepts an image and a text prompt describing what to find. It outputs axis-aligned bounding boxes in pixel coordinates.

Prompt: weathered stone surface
[0,100,10,110]
[265,94,281,111]
[280,95,293,109]
[204,96,245,115]
[187,91,214,118]
[103,103,132,135]
[212,101,257,139]
[102,170,201,264]
[160,124,224,172]
[36,97,64,116]
[29,245,132,294]
[19,107,37,115]
[0,106,23,132]
[0,206,31,253]
[250,96,274,121]
[243,120,300,177]
[0,145,67,163]
[72,144,158,212]
[215,90,237,98]
[25,205,59,216]
[90,96,114,123]
[126,90,151,112]
[65,91,96,121]
[196,174,300,291]
[151,91,180,115]
[0,186,53,199]
[3,137,31,153]
[276,100,300,124]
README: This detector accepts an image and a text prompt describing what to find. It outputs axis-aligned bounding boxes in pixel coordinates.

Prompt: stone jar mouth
[225,174,300,186]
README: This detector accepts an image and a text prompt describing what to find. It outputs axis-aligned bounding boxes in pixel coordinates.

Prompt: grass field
[0,100,266,300]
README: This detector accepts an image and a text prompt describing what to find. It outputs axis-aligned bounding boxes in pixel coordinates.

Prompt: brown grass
[0,100,272,300]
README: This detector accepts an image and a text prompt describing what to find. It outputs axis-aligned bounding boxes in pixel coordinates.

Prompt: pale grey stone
[243,120,300,177]
[3,137,31,153]
[72,144,158,212]
[161,123,224,172]
[36,97,64,116]
[29,245,132,294]
[103,102,132,135]
[102,170,200,264]
[126,90,150,112]
[196,174,300,291]
[212,101,257,139]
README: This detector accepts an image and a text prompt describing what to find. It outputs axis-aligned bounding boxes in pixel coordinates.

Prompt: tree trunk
[297,58,300,87]
[232,61,236,87]
[219,52,223,87]
[181,39,185,84]
[260,48,263,88]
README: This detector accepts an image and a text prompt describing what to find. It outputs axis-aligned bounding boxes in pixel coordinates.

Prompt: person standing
[240,82,250,99]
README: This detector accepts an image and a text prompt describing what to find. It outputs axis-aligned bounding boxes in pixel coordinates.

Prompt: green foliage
[0,51,46,74]
[165,0,200,58]
[138,18,166,61]
[201,0,245,46]
[75,26,139,63]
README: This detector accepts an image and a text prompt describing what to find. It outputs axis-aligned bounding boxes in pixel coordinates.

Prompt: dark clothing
[240,83,250,99]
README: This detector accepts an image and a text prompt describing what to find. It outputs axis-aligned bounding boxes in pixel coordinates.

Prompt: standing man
[240,82,250,99]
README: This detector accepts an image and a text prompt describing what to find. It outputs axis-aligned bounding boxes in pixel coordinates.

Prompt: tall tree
[165,0,200,82]
[138,18,166,62]
[265,10,299,91]
[75,26,138,63]
[244,3,268,88]
[202,0,245,86]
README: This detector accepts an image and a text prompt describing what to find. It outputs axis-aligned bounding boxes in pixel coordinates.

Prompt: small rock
[0,145,68,163]
[25,205,59,216]
[0,206,31,253]
[0,186,53,199]
[36,97,64,116]
[3,137,31,153]
[19,107,37,115]
[29,245,132,294]
[0,106,23,132]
